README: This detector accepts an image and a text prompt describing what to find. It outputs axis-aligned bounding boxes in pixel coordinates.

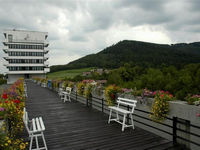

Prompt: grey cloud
[0,0,200,73]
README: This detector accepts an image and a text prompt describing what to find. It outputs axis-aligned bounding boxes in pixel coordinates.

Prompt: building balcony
[44,61,49,66]
[44,48,49,54]
[5,49,45,53]
[44,68,50,73]
[3,46,8,53]
[6,70,47,74]
[3,39,49,44]
[3,56,45,60]
[44,54,49,60]
[5,63,48,67]
[3,62,9,66]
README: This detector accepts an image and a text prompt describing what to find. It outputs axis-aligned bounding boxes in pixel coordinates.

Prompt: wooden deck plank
[24,81,174,150]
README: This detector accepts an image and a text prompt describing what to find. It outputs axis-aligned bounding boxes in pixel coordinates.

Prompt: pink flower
[153,91,157,96]
[196,113,200,117]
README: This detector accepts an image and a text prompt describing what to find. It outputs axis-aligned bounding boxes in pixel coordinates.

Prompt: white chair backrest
[23,108,30,134]
[117,97,137,113]
[66,87,72,94]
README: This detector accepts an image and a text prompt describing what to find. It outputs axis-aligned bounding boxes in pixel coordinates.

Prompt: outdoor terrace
[24,81,182,150]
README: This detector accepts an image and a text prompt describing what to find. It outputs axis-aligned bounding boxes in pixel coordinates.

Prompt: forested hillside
[50,40,200,72]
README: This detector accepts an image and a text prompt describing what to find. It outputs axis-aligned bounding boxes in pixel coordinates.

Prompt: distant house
[82,79,96,85]
[104,69,110,74]
[96,69,103,75]
[82,72,91,76]
[96,80,107,85]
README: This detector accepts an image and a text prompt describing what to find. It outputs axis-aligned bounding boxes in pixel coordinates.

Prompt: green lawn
[47,67,94,79]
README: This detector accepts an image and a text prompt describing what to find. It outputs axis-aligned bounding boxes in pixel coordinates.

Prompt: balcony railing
[44,68,50,73]
[3,39,49,44]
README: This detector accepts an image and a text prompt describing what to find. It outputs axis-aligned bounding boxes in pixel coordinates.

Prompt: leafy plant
[84,84,93,99]
[77,82,85,96]
[0,78,27,150]
[105,85,121,106]
[150,91,173,122]
[185,94,200,105]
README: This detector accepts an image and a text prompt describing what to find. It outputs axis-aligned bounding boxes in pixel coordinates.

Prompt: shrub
[185,94,200,105]
[105,85,121,106]
[84,84,93,99]
[150,91,173,122]
[132,88,143,96]
[77,82,85,96]
[0,78,6,85]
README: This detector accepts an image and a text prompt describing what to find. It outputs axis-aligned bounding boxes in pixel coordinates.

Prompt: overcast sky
[0,0,200,73]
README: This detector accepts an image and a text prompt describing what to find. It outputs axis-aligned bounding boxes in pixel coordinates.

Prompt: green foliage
[0,79,6,85]
[105,85,121,106]
[185,94,200,105]
[77,82,85,96]
[84,84,94,99]
[150,91,173,122]
[50,40,200,72]
[47,68,93,79]
[107,63,200,101]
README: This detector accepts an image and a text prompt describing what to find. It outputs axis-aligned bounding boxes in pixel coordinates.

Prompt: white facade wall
[2,29,50,84]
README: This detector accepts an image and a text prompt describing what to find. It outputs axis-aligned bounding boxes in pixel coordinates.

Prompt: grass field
[47,67,94,79]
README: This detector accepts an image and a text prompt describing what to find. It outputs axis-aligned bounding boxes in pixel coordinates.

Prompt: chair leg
[116,111,119,121]
[130,114,134,129]
[29,136,33,150]
[64,94,67,103]
[36,136,39,149]
[122,114,126,132]
[42,132,48,150]
[108,109,112,124]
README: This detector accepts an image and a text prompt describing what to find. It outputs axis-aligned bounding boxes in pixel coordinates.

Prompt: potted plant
[150,90,173,122]
[185,94,200,105]
[84,84,93,99]
[105,85,121,106]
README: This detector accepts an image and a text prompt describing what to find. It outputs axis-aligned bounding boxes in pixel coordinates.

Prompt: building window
[8,34,13,42]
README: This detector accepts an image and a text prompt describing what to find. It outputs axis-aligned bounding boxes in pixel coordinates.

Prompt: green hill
[50,40,200,72]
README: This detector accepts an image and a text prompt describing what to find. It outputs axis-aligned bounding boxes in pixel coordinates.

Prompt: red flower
[153,91,157,96]
[196,113,200,117]
[161,94,164,97]
[2,93,8,99]
[111,93,115,100]
[14,100,20,104]
[5,101,8,103]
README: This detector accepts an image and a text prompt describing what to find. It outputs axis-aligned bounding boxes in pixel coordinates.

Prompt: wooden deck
[24,81,176,150]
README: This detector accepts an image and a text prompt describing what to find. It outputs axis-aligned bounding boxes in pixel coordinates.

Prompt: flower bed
[0,78,28,150]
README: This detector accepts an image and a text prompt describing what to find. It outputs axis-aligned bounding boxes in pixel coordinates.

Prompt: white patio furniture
[61,87,71,102]
[108,97,137,131]
[23,108,48,150]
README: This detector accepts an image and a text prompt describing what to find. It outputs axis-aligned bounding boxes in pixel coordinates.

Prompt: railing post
[127,105,130,124]
[76,91,77,101]
[173,117,177,145]
[90,96,92,108]
[102,98,104,113]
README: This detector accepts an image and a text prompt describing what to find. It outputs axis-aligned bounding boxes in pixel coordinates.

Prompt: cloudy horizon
[0,0,200,73]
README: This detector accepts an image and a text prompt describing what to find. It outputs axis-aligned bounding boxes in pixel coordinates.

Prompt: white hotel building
[3,29,50,84]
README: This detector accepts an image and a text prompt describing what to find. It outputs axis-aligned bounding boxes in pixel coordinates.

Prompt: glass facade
[8,66,44,71]
[8,44,44,49]
[8,51,44,56]
[8,59,44,64]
